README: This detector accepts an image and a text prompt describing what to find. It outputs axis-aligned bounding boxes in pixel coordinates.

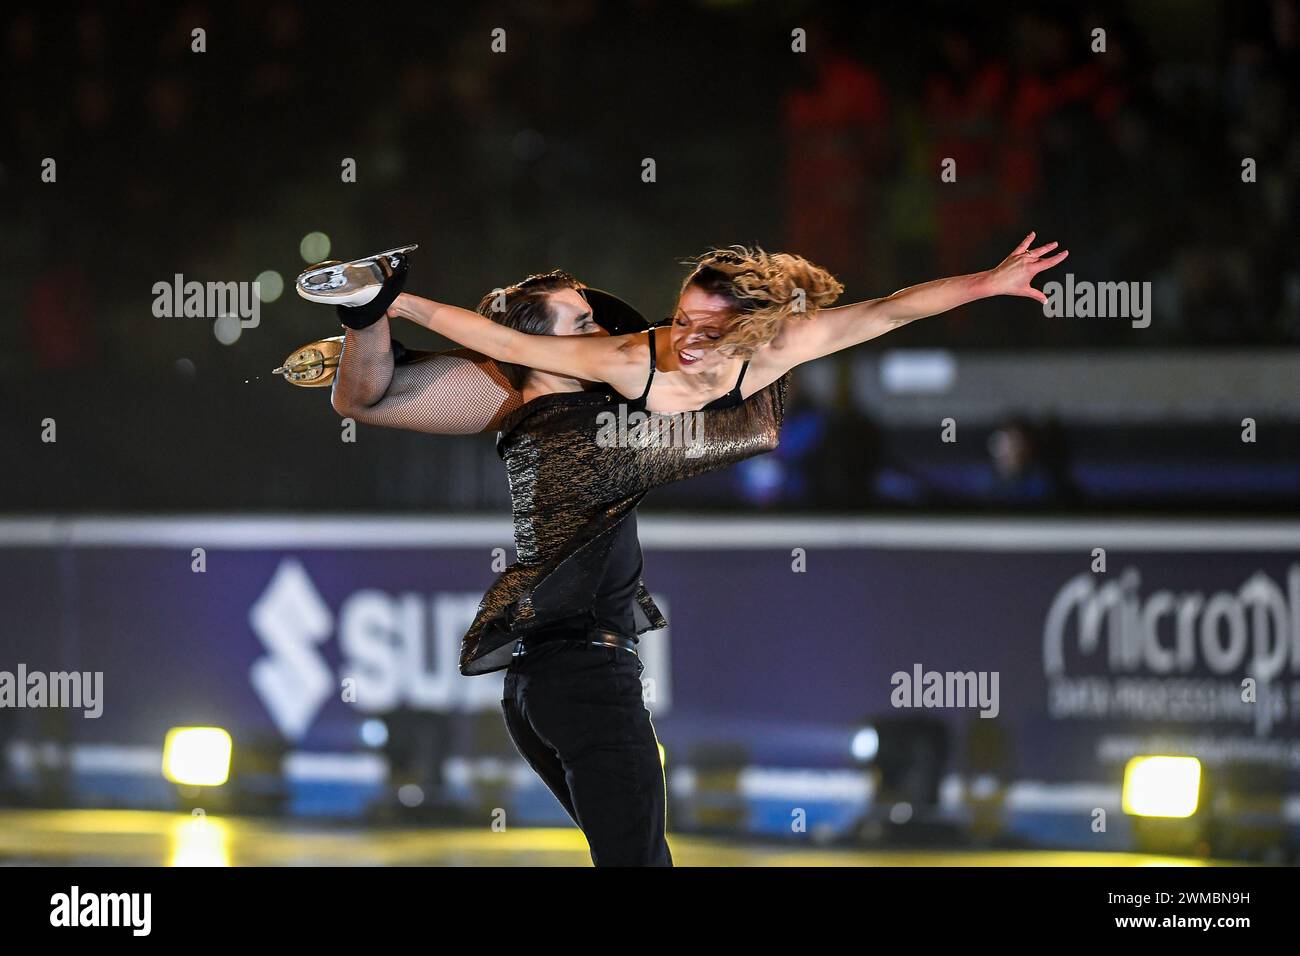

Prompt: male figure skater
[288,252,787,865]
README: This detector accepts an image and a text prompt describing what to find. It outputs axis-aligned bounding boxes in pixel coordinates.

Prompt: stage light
[212,314,241,345]
[397,784,425,808]
[1122,756,1201,818]
[162,727,232,787]
[879,349,956,394]
[888,802,914,824]
[300,231,331,263]
[168,813,231,867]
[255,269,284,303]
[851,725,879,763]
[360,719,389,748]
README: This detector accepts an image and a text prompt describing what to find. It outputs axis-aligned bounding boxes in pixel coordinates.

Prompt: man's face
[547,288,608,337]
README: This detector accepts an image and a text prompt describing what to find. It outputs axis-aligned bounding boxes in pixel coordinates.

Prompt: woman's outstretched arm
[386,292,647,396]
[762,233,1069,369]
[330,315,523,434]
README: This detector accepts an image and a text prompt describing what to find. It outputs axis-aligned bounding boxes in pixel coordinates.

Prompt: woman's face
[668,286,737,375]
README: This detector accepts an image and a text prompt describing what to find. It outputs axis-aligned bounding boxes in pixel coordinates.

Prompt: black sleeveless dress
[459,368,788,675]
[624,325,751,412]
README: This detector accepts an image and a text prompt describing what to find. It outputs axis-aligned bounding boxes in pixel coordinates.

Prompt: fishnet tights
[331,319,523,434]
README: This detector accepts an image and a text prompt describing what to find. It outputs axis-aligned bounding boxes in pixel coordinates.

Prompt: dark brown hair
[475,270,583,389]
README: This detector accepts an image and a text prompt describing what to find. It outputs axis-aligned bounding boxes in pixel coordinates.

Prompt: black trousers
[501,639,672,866]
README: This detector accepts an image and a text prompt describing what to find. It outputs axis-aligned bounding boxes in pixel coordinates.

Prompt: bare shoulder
[601,330,653,396]
[605,331,653,368]
[609,329,651,354]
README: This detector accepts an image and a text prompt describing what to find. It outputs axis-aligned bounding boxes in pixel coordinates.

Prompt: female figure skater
[383,233,1067,414]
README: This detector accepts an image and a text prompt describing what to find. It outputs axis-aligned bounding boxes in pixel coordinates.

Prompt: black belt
[512,628,638,658]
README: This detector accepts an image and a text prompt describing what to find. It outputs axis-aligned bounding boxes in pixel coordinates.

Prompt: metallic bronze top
[461,376,789,674]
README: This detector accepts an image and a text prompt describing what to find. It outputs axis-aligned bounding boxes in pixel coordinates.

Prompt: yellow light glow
[162,727,232,787]
[168,814,231,867]
[658,743,666,767]
[1122,755,1201,818]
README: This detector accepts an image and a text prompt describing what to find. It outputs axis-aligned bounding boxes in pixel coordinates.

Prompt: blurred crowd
[782,3,1299,347]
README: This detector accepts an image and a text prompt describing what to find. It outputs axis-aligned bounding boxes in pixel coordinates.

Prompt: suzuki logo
[249,559,334,741]
[247,558,671,741]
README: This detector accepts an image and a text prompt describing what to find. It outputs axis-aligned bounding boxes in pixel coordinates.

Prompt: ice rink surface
[0,810,1238,867]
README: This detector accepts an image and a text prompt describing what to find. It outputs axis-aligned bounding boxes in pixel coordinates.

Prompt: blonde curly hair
[680,246,843,358]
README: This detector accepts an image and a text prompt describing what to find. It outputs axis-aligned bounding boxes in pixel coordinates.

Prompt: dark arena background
[1,0,1297,938]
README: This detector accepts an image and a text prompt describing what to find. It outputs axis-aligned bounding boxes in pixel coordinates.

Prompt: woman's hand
[982,232,1069,305]
[386,293,424,324]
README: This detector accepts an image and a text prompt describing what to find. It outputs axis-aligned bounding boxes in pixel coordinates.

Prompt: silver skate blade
[295,244,418,306]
